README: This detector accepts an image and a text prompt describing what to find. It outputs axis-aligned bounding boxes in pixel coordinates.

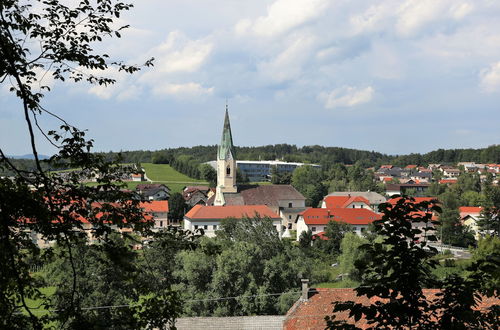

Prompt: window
[288,215,292,220]
[361,227,366,233]
[288,223,292,229]
[203,225,208,230]
[288,202,293,208]
[311,227,316,231]
[194,225,199,229]
[226,166,231,175]
[159,221,163,227]
[352,205,355,208]
[213,225,217,230]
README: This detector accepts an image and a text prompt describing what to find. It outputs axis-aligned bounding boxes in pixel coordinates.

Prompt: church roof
[207,185,306,207]
[217,108,236,160]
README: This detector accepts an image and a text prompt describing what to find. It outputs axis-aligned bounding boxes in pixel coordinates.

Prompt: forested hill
[113,144,500,169]
[3,144,499,175]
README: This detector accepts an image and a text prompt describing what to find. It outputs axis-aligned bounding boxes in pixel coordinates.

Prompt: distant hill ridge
[5,144,499,174]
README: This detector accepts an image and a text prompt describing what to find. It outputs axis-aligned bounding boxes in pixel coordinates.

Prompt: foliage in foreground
[326,197,499,329]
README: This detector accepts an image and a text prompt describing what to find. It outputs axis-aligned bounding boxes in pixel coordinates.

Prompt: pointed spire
[218,104,236,160]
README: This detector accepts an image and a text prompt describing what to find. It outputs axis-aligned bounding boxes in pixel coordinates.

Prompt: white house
[296,207,381,240]
[183,204,282,237]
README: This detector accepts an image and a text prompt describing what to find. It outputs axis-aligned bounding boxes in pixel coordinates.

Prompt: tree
[326,197,499,329]
[0,1,171,328]
[438,191,475,247]
[478,186,500,236]
[337,232,368,282]
[327,197,441,328]
[168,192,188,222]
[200,164,217,187]
[322,221,353,254]
[291,165,326,206]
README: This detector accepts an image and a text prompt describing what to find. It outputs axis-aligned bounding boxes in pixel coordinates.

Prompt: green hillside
[141,163,208,193]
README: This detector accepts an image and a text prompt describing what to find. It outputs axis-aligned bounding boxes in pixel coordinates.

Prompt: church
[183,108,306,237]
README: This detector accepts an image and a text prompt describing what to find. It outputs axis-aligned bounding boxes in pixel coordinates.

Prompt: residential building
[322,192,386,212]
[183,204,282,237]
[136,183,170,201]
[295,207,380,240]
[385,183,430,197]
[460,206,483,239]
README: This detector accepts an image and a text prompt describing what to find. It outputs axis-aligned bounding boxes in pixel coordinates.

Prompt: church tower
[214,106,237,206]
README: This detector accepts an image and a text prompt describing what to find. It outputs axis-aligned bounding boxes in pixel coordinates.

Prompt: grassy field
[140,163,208,193]
[85,163,209,193]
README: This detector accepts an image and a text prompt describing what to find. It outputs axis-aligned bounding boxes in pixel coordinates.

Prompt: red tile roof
[140,200,168,213]
[184,204,281,220]
[439,179,458,184]
[341,196,370,208]
[459,206,482,214]
[405,164,417,169]
[284,288,500,330]
[323,196,350,208]
[301,208,380,225]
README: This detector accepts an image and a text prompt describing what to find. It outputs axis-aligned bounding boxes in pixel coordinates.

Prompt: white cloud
[480,61,500,93]
[154,31,213,74]
[318,86,374,109]
[153,82,214,98]
[236,0,330,37]
[396,0,474,37]
[257,33,316,83]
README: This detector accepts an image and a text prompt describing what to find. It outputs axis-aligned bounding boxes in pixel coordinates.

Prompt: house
[136,183,170,201]
[183,186,213,207]
[321,195,371,210]
[140,200,170,230]
[442,168,460,178]
[439,178,458,185]
[385,183,430,197]
[459,206,483,239]
[322,192,386,212]
[410,172,432,183]
[295,208,381,240]
[131,173,145,182]
[283,285,500,330]
[183,204,282,237]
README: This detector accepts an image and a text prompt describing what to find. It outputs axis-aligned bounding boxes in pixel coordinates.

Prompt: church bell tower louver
[214,105,237,206]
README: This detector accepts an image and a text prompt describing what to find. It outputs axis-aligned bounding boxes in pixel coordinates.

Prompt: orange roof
[184,204,281,220]
[140,200,168,213]
[439,179,457,184]
[323,196,350,208]
[341,196,371,208]
[383,177,393,182]
[405,165,417,169]
[301,208,380,225]
[284,288,500,330]
[459,206,482,213]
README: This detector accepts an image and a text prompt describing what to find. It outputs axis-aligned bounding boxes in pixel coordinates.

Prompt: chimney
[301,279,309,302]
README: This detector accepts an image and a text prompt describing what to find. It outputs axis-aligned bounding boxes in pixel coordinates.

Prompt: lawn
[141,163,205,183]
[85,163,209,193]
[140,163,208,193]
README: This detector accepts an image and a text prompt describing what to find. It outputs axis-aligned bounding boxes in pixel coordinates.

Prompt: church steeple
[214,104,238,205]
[217,106,236,160]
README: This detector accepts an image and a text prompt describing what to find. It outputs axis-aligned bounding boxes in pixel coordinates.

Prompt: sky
[1,0,500,156]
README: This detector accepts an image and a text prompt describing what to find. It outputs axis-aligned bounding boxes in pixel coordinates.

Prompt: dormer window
[226,166,231,176]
